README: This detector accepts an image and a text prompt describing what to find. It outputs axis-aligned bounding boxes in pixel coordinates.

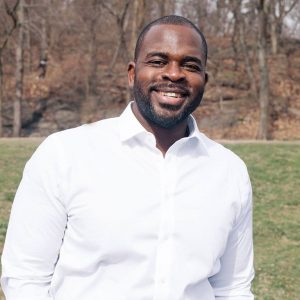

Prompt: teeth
[161,92,180,98]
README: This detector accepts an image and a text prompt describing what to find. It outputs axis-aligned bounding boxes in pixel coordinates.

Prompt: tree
[270,0,299,55]
[230,0,258,98]
[256,0,270,139]
[0,0,19,137]
[157,0,175,16]
[86,0,102,96]
[13,0,25,137]
[129,0,146,57]
[102,0,131,69]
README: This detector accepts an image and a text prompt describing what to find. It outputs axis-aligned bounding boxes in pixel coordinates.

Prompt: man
[1,15,254,299]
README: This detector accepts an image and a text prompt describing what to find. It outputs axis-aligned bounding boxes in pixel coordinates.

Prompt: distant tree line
[0,0,299,138]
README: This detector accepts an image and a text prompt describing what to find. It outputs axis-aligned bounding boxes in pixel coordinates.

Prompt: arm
[1,135,68,300]
[209,162,255,299]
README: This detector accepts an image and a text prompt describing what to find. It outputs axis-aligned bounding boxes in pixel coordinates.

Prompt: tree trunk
[257,0,270,140]
[14,0,25,137]
[0,56,3,137]
[0,0,20,137]
[24,0,32,72]
[270,22,278,55]
[25,25,32,72]
[87,19,97,96]
[270,1,278,55]
[230,0,258,98]
[239,18,258,99]
[130,0,145,57]
[81,0,101,123]
[231,0,240,70]
[38,18,48,79]
[108,0,130,69]
[270,0,298,55]
[158,0,165,16]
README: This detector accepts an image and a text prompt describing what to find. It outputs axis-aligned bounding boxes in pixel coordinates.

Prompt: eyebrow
[182,56,203,68]
[145,52,203,67]
[145,51,168,60]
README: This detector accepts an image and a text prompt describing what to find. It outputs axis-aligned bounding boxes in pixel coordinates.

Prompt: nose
[162,62,185,82]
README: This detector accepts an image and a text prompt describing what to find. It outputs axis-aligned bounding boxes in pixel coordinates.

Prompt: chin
[147,106,191,128]
[133,80,204,128]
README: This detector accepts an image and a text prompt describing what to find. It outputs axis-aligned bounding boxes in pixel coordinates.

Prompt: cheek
[135,73,154,90]
[190,76,206,92]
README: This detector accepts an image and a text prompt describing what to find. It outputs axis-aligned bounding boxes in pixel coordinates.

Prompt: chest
[62,149,239,263]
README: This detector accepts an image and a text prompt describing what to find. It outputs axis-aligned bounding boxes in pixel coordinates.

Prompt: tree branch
[1,0,20,52]
[102,2,118,18]
[284,0,299,16]
[4,0,19,27]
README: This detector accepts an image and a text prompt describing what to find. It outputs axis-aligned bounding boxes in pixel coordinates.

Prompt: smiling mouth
[159,91,184,98]
[152,90,188,108]
[150,83,189,97]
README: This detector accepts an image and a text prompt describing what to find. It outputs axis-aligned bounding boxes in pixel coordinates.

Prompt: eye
[183,63,202,72]
[147,60,166,67]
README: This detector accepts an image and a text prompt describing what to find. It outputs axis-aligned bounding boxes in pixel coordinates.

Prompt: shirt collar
[119,102,151,142]
[186,114,210,156]
[119,102,209,156]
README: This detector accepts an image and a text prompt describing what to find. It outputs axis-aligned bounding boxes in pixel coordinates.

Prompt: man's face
[128,24,208,129]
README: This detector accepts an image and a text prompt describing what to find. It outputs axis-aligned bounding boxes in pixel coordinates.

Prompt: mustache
[149,82,190,96]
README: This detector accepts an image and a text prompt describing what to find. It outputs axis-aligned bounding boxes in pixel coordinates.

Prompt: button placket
[153,154,176,300]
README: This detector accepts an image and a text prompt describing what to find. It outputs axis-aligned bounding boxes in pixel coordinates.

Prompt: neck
[132,102,189,156]
[150,123,189,156]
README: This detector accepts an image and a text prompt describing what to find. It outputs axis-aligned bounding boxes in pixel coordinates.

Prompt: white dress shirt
[1,103,254,300]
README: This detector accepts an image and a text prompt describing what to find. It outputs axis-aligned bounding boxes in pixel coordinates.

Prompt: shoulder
[200,133,248,172]
[200,133,251,201]
[53,116,120,144]
[35,116,119,153]
[28,116,120,168]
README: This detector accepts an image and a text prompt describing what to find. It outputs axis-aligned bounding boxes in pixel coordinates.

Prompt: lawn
[226,143,300,299]
[0,139,299,299]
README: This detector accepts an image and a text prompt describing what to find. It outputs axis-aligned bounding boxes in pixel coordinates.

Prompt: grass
[226,143,300,299]
[0,139,42,244]
[0,139,299,299]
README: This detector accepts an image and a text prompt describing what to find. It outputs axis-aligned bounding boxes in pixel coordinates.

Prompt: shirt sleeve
[1,135,68,300]
[208,161,255,299]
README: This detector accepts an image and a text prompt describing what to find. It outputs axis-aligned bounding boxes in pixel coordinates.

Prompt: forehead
[138,24,204,60]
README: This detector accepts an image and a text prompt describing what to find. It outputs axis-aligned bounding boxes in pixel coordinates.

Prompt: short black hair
[134,15,208,64]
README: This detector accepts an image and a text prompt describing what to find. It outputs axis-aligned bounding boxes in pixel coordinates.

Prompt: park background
[0,0,300,299]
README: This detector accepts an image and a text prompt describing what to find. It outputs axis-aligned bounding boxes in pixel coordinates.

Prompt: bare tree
[0,0,299,139]
[130,0,146,57]
[78,0,103,122]
[230,0,258,98]
[37,17,48,79]
[23,0,48,74]
[102,0,131,69]
[270,0,299,54]
[13,0,25,137]
[257,0,270,139]
[0,0,19,137]
[157,0,175,16]
[86,0,102,96]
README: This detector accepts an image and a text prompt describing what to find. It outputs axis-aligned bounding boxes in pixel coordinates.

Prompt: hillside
[2,37,300,140]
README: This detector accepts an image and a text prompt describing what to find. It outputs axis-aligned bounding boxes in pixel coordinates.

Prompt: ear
[128,61,136,88]
[204,72,209,85]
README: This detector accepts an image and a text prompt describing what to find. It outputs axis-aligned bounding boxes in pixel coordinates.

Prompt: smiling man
[129,21,208,155]
[1,16,254,299]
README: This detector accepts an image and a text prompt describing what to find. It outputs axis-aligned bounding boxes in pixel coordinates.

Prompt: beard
[133,79,205,129]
